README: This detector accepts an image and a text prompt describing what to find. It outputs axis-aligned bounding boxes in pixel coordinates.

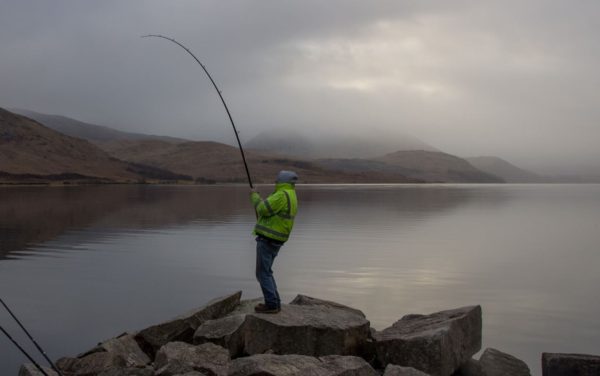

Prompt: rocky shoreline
[19,292,600,376]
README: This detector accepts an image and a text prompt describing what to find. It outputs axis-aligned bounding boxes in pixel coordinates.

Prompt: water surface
[1,184,599,375]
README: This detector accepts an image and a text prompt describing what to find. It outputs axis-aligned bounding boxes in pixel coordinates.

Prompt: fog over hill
[467,156,545,183]
[12,107,600,183]
[246,128,437,159]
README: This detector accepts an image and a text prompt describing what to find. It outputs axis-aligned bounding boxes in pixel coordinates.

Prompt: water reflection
[0,185,249,259]
[0,184,507,260]
[1,184,599,376]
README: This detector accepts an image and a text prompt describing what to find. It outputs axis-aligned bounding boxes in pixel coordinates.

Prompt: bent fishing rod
[1,297,63,376]
[142,34,254,188]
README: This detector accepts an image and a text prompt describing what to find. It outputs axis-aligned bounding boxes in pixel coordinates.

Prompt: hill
[466,156,545,183]
[10,108,185,144]
[0,108,143,182]
[246,130,505,183]
[374,150,503,183]
[2,108,507,184]
[101,139,420,184]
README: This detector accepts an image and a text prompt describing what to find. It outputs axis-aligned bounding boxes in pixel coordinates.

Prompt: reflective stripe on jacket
[250,183,298,243]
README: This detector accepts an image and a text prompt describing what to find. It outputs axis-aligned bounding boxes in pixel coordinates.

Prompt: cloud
[1,0,599,173]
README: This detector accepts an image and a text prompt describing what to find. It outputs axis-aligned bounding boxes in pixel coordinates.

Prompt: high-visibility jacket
[250,183,298,243]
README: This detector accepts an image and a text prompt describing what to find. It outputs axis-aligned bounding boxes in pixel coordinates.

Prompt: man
[250,170,299,313]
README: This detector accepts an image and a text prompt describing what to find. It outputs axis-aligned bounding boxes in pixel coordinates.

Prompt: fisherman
[250,170,299,313]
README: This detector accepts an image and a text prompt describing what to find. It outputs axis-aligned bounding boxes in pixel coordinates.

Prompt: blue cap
[276,170,298,184]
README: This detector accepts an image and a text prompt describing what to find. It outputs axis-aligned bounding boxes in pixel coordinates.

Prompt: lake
[1,184,599,375]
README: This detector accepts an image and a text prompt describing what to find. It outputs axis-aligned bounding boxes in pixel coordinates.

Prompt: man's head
[276,170,298,184]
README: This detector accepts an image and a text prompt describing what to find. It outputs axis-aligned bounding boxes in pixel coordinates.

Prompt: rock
[374,305,482,376]
[542,352,600,376]
[383,364,431,376]
[479,348,530,376]
[319,355,378,375]
[56,352,127,376]
[452,359,484,376]
[228,354,377,376]
[154,342,230,376]
[97,367,155,376]
[155,361,196,376]
[79,333,150,367]
[227,298,263,316]
[228,354,322,376]
[18,364,59,376]
[243,304,370,356]
[194,314,247,357]
[290,295,366,318]
[135,291,241,356]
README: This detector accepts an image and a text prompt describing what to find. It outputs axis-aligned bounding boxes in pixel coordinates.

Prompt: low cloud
[1,0,599,174]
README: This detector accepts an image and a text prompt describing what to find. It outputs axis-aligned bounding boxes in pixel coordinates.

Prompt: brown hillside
[100,139,419,183]
[374,150,503,183]
[0,108,139,182]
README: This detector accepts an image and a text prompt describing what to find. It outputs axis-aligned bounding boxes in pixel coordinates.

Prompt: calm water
[1,184,599,375]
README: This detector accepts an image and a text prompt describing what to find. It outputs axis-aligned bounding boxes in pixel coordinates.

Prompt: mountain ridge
[101,139,420,184]
[10,108,186,144]
[466,156,545,183]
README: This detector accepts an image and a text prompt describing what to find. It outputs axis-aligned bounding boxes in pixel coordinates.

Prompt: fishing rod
[0,325,49,376]
[142,34,254,188]
[0,298,63,375]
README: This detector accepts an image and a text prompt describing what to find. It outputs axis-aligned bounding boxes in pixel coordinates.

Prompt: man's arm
[250,190,286,217]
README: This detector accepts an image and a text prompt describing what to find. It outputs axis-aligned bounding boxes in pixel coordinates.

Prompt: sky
[1,0,599,174]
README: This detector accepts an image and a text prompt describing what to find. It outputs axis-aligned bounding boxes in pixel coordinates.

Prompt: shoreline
[17,292,600,376]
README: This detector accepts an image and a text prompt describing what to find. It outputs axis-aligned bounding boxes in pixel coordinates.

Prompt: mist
[1,0,599,175]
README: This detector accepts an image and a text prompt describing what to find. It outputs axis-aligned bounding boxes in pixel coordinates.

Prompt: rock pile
[18,292,598,376]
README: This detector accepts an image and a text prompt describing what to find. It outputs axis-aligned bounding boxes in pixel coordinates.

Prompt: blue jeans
[255,237,282,308]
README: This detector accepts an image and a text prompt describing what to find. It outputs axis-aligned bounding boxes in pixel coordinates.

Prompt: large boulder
[542,353,600,376]
[79,333,150,367]
[383,364,431,376]
[194,314,247,357]
[154,341,230,376]
[479,348,530,376]
[228,354,377,376]
[18,364,59,376]
[374,305,482,376]
[290,295,366,318]
[193,299,262,357]
[453,359,484,376]
[243,304,370,356]
[135,291,241,356]
[56,352,127,376]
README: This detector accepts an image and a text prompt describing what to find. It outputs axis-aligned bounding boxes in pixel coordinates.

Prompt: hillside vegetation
[0,108,139,183]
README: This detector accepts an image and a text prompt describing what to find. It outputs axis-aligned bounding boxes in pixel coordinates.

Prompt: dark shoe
[254,303,280,314]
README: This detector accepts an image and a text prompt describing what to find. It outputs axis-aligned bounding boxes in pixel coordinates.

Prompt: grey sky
[1,1,599,174]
